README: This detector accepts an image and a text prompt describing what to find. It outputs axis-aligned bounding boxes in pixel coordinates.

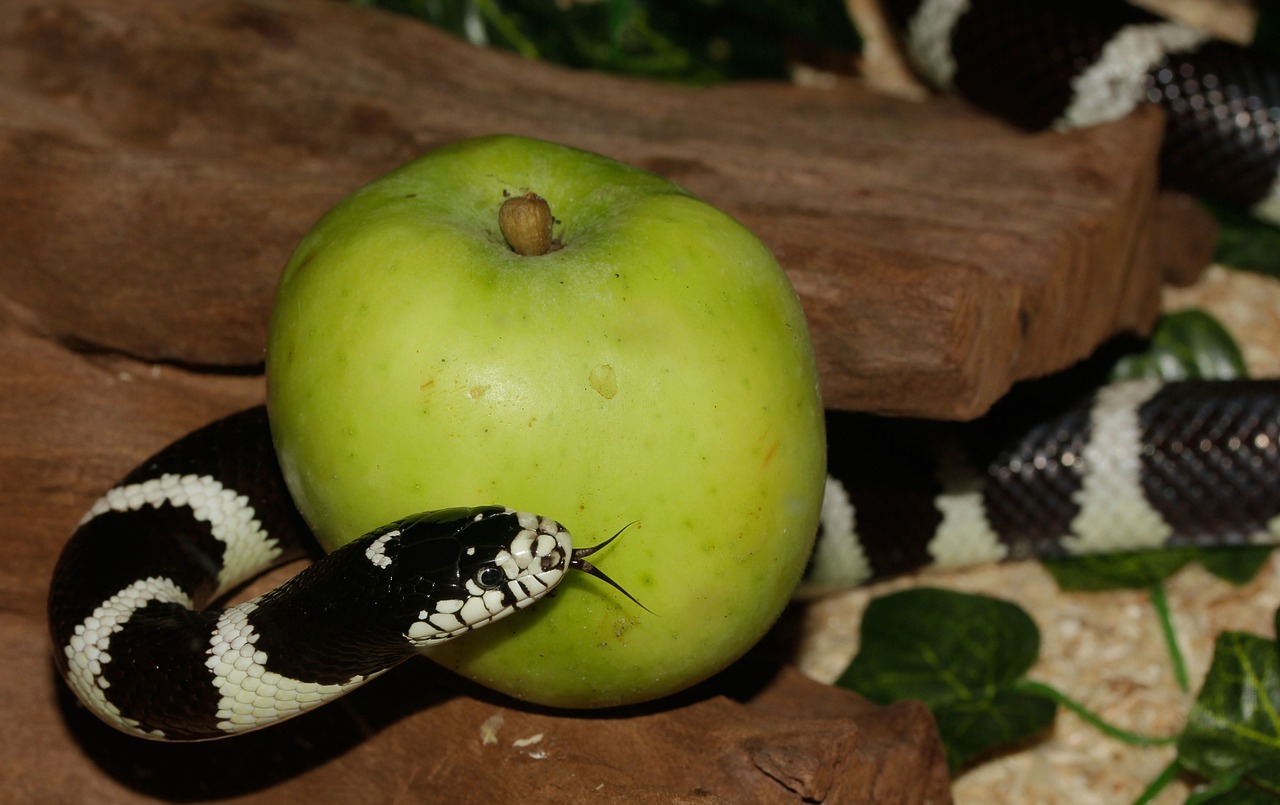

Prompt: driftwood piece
[0,0,1190,419]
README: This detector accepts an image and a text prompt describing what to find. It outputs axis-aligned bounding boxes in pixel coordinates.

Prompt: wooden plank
[0,0,1170,419]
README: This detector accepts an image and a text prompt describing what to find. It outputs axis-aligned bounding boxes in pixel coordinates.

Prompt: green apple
[266,134,825,708]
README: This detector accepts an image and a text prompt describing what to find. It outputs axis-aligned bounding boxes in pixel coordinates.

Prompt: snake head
[392,509,648,648]
[393,507,573,647]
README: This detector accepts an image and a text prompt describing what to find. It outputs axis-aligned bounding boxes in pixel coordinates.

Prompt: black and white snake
[883,0,1280,222]
[48,0,1280,742]
[48,408,635,741]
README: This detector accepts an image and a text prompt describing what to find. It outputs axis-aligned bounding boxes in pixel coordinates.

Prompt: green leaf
[1194,782,1280,805]
[1199,547,1278,586]
[347,0,860,84]
[838,588,1040,704]
[837,588,1054,769]
[1042,548,1198,591]
[1177,631,1280,794]
[1110,309,1248,383]
[1043,545,1273,593]
[1256,6,1280,58]
[1207,200,1280,279]
[931,690,1057,770]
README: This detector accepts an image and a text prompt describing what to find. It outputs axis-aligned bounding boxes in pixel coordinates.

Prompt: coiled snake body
[48,408,625,741]
[49,1,1280,741]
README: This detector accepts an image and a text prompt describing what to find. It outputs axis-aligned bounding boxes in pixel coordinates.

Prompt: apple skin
[266,135,825,708]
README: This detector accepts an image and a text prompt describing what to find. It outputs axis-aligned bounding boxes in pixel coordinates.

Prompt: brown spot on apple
[588,364,617,399]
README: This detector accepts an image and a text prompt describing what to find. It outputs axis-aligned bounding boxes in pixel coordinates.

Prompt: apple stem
[499,192,560,256]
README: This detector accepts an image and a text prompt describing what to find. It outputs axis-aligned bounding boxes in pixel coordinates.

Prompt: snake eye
[474,566,505,590]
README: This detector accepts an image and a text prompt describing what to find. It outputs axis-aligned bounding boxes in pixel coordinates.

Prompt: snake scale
[49,0,1280,741]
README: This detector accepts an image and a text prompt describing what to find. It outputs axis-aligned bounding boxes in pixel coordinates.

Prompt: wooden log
[0,0,1183,419]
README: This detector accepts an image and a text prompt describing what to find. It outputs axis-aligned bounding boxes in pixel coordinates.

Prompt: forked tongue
[570,523,652,613]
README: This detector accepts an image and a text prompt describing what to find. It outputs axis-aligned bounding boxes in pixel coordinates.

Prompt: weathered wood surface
[0,0,1189,419]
